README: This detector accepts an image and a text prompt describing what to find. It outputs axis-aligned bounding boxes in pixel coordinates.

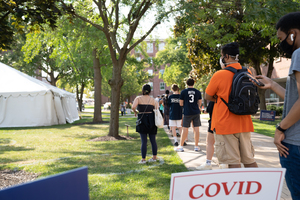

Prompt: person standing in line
[205,42,258,169]
[168,84,185,146]
[120,103,126,116]
[159,95,164,117]
[163,90,170,130]
[175,78,202,152]
[196,101,215,170]
[253,12,300,199]
[132,84,159,164]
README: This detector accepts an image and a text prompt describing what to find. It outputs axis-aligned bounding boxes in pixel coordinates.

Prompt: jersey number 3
[189,94,194,103]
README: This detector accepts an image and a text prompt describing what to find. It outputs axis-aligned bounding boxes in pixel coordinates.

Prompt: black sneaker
[176,133,180,137]
[174,142,179,146]
[183,142,187,146]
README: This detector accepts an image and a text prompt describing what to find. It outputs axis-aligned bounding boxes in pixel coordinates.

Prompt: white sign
[169,168,286,200]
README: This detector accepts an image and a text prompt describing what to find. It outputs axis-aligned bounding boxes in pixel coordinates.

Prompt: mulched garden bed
[0,169,39,190]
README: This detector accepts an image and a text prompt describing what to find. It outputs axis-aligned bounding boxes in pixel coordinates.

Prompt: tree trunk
[93,48,103,122]
[202,84,207,107]
[252,60,267,111]
[258,88,266,110]
[76,83,85,112]
[108,60,125,137]
[49,71,56,86]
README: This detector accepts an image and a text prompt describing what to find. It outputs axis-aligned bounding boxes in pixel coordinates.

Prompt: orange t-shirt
[205,63,254,135]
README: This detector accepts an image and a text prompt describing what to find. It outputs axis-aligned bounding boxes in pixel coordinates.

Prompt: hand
[274,129,289,158]
[254,75,272,89]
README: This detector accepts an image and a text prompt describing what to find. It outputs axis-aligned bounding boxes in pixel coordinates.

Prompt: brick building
[128,39,171,102]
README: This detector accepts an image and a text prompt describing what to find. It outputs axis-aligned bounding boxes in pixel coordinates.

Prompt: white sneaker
[138,159,147,164]
[147,158,158,162]
[194,146,200,152]
[219,164,228,169]
[174,146,184,152]
[196,163,212,170]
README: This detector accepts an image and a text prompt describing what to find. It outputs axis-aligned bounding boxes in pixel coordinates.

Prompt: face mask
[222,56,226,66]
[280,34,295,56]
[219,57,225,68]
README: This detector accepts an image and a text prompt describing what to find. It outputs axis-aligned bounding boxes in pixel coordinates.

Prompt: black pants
[139,133,157,159]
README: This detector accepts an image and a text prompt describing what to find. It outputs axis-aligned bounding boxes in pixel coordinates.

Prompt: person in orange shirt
[205,42,258,168]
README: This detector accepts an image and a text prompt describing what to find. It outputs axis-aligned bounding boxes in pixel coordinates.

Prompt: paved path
[164,113,292,200]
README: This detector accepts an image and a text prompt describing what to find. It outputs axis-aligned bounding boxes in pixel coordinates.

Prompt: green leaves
[155,36,192,90]
[0,0,62,50]
[176,0,300,76]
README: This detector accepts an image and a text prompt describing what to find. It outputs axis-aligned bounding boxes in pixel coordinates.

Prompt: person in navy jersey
[175,78,202,152]
[168,84,183,146]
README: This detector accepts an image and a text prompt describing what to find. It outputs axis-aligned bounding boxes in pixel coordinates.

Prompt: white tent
[0,62,79,127]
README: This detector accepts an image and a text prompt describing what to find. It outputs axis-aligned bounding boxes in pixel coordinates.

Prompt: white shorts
[169,120,182,127]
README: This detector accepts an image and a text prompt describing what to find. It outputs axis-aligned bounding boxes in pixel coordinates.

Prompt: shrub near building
[266,105,283,116]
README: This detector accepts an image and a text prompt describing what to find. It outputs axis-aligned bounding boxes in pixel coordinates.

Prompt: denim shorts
[280,142,300,200]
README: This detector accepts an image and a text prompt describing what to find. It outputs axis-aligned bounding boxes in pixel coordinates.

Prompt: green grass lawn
[252,118,281,138]
[0,112,186,199]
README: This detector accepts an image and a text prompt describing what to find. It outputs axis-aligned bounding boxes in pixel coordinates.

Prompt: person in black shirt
[162,90,170,130]
[168,84,183,146]
[175,78,202,152]
[132,84,159,164]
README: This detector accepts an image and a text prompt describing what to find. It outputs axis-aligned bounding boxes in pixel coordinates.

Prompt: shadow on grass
[0,144,35,155]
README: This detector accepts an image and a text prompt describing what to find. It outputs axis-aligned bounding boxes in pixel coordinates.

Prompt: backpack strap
[223,66,237,73]
[223,66,247,73]
[220,66,247,106]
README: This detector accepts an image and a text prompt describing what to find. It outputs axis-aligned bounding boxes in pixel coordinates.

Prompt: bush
[266,105,283,116]
[126,103,132,109]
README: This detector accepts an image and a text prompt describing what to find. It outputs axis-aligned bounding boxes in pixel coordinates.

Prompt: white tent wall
[0,62,79,127]
[0,92,59,127]
[58,96,79,124]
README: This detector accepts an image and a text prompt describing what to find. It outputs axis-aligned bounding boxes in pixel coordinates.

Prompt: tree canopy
[0,0,62,50]
[155,36,192,90]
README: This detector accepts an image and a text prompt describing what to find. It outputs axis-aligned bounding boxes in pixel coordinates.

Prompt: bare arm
[273,72,300,157]
[132,97,139,116]
[179,99,183,107]
[205,93,217,102]
[279,71,300,129]
[255,75,285,99]
[198,99,202,110]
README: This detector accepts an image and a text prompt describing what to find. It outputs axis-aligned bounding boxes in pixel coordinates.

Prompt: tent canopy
[0,62,79,127]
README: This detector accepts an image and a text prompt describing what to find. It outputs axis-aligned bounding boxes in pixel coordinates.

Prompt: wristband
[276,124,287,133]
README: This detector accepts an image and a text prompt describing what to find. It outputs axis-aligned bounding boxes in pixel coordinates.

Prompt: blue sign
[0,166,89,200]
[260,110,276,121]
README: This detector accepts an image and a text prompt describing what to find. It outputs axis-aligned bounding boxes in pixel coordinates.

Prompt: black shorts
[182,114,201,128]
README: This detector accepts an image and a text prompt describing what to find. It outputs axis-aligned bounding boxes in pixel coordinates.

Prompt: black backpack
[221,66,260,115]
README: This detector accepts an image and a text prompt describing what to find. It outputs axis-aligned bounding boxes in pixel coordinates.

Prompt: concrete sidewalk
[164,113,292,200]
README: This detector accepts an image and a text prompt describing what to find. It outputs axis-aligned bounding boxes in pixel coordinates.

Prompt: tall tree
[61,0,182,137]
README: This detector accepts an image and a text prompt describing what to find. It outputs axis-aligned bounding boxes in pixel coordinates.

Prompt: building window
[160,82,165,91]
[148,82,153,90]
[159,69,164,75]
[136,57,141,61]
[147,43,153,53]
[159,43,165,51]
[148,69,153,76]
